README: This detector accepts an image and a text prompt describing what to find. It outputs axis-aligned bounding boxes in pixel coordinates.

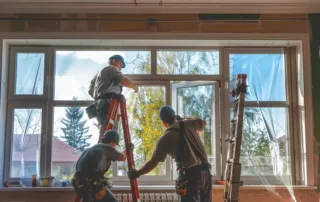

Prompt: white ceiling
[0,0,319,14]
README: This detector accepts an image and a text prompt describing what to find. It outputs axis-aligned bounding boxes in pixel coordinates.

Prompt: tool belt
[85,93,124,120]
[175,163,211,196]
[72,172,107,201]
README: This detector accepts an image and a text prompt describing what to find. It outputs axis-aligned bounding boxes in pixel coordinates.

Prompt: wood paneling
[0,14,310,33]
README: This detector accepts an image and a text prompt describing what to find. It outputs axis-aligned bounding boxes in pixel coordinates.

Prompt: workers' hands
[128,143,134,152]
[134,84,139,93]
[127,169,140,179]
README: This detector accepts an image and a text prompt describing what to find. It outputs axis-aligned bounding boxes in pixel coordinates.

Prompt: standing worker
[72,130,134,202]
[86,55,139,133]
[127,105,212,202]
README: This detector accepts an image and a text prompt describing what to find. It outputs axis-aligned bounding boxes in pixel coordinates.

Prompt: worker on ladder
[72,130,134,202]
[86,54,139,133]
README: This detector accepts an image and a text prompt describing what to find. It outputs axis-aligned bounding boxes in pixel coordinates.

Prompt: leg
[98,102,109,135]
[94,187,118,202]
[180,170,202,202]
[200,169,212,202]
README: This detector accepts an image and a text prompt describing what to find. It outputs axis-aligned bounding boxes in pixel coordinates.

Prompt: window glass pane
[10,109,42,178]
[54,50,151,100]
[116,86,166,176]
[15,53,45,95]
[157,50,219,75]
[175,83,217,175]
[230,107,291,177]
[229,53,286,102]
[52,106,99,185]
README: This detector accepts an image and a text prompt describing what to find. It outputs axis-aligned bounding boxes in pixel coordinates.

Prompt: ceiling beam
[0,3,319,14]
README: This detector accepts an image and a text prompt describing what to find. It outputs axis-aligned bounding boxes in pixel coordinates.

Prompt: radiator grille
[114,193,179,202]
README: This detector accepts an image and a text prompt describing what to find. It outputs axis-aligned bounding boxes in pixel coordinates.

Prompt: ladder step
[231,117,238,123]
[227,159,234,164]
[225,137,237,143]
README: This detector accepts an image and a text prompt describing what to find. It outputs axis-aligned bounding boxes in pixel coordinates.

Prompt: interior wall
[309,14,320,192]
[0,13,317,202]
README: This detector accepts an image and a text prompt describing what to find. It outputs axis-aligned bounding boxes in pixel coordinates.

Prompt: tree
[130,86,166,175]
[60,97,92,151]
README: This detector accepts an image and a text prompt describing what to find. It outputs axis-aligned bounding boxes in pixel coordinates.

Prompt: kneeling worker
[72,130,134,202]
[128,105,212,202]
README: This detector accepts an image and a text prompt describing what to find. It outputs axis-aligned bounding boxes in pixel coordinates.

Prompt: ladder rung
[226,137,236,143]
[231,117,238,123]
[227,159,234,164]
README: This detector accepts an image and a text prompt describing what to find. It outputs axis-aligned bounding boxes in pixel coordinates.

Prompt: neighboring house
[11,134,83,179]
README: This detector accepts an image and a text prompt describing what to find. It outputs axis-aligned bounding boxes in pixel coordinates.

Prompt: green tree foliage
[61,97,92,151]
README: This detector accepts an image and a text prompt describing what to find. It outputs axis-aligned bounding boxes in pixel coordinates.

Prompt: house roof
[12,134,83,162]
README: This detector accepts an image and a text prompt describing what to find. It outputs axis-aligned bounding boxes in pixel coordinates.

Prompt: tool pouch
[85,104,97,119]
[175,169,188,196]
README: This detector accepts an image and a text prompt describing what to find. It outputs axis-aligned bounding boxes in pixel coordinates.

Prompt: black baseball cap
[101,130,120,145]
[109,54,126,68]
[159,105,175,123]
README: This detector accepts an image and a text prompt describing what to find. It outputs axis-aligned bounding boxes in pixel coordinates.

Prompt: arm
[136,159,159,176]
[121,77,139,92]
[114,143,134,161]
[185,118,206,131]
[88,74,96,98]
[128,136,169,179]
[116,149,127,161]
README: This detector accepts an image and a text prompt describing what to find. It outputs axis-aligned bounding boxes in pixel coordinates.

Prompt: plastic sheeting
[230,50,301,201]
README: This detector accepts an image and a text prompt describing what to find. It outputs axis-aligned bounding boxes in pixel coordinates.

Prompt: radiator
[114,193,179,202]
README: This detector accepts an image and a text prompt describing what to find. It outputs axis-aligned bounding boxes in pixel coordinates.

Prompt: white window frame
[111,81,173,185]
[171,81,221,182]
[222,47,299,185]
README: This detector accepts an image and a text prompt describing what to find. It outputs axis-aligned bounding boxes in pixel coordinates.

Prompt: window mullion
[151,47,157,76]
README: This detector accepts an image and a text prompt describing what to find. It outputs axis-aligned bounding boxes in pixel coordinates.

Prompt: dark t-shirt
[150,119,209,168]
[75,144,122,176]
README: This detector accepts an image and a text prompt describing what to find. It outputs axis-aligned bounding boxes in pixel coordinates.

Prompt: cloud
[56,51,124,64]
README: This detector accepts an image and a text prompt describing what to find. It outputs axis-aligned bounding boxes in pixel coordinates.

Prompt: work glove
[127,169,140,179]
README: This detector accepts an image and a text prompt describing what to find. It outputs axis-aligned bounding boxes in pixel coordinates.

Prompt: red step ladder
[98,94,141,202]
[75,94,140,202]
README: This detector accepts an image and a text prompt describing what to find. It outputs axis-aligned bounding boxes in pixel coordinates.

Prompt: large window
[226,49,293,184]
[4,46,302,187]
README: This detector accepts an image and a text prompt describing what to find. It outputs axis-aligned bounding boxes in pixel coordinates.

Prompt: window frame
[3,45,302,186]
[4,101,48,185]
[8,47,50,100]
[111,80,173,185]
[171,81,222,182]
[222,47,299,185]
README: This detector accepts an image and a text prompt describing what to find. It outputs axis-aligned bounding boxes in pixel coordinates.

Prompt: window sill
[0,185,316,192]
